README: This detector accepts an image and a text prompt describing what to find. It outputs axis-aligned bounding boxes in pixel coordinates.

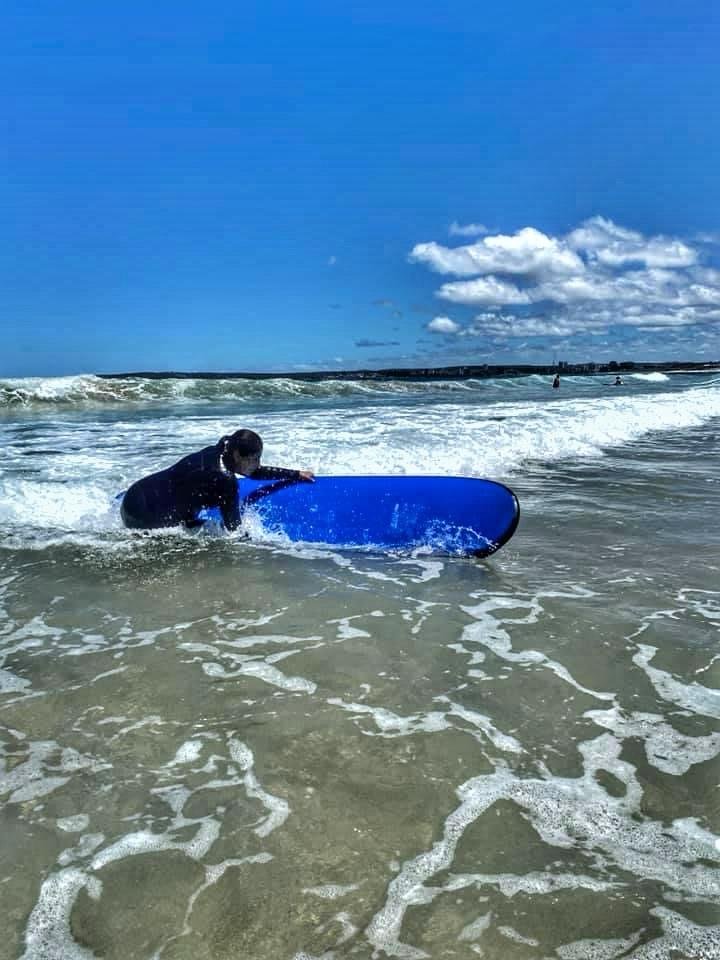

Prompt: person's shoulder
[169,444,220,472]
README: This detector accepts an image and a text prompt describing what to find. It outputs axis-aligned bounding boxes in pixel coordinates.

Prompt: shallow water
[1,373,719,959]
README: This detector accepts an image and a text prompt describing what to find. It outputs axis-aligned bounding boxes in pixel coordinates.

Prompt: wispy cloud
[355,338,401,348]
[692,231,720,246]
[448,220,489,237]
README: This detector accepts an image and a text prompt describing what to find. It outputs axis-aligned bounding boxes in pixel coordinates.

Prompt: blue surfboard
[202,475,519,557]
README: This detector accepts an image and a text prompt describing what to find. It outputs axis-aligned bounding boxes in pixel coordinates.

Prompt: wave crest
[0,374,499,408]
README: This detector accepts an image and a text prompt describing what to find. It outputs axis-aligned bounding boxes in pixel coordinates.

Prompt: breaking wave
[0,370,703,408]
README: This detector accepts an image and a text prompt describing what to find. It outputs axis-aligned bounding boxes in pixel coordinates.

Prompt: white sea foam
[215,632,322,652]
[622,906,720,958]
[1,376,719,550]
[633,645,720,719]
[498,926,539,946]
[366,732,720,958]
[19,868,102,960]
[459,592,615,701]
[327,617,372,641]
[327,912,357,946]
[630,372,670,381]
[56,815,90,833]
[169,740,204,765]
[401,600,443,636]
[57,834,105,867]
[292,953,337,960]
[0,740,108,805]
[585,706,720,774]
[228,737,290,836]
[556,931,643,959]
[202,659,317,693]
[1,374,124,406]
[439,698,524,753]
[447,870,616,897]
[458,911,492,943]
[44,733,276,892]
[303,882,361,899]
[152,853,274,958]
[327,698,452,738]
[0,478,116,532]
[98,715,164,741]
[0,667,30,693]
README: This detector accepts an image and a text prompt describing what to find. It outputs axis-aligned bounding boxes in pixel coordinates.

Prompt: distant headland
[98,360,720,382]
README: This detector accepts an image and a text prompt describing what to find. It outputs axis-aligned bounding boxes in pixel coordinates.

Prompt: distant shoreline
[97,361,720,382]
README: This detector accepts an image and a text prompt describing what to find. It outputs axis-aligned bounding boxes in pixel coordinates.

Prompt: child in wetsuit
[120,429,313,531]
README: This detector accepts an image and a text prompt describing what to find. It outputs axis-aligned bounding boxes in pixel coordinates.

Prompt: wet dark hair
[222,429,263,457]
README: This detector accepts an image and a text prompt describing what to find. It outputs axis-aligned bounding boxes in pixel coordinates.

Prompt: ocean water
[1,371,719,960]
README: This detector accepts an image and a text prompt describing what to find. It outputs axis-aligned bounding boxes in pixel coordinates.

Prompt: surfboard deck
[200,475,519,557]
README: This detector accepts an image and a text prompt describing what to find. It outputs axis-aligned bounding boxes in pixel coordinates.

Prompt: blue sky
[3,0,720,376]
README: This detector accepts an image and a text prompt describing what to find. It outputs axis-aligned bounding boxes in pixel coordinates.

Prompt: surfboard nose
[472,486,520,558]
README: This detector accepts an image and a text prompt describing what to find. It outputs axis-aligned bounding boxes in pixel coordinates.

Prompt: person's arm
[250,466,314,481]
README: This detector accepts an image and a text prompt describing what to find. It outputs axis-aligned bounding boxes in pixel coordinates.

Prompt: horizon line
[94,359,720,381]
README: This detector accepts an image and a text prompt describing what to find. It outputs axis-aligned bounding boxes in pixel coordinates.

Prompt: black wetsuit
[120,441,302,531]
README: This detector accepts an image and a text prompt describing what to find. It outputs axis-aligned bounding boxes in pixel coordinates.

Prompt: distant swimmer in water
[614,375,624,385]
[120,429,314,531]
[552,374,560,389]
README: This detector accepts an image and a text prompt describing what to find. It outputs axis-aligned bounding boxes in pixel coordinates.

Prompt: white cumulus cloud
[566,216,697,268]
[409,216,720,336]
[410,227,584,280]
[426,316,461,334]
[438,276,532,306]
